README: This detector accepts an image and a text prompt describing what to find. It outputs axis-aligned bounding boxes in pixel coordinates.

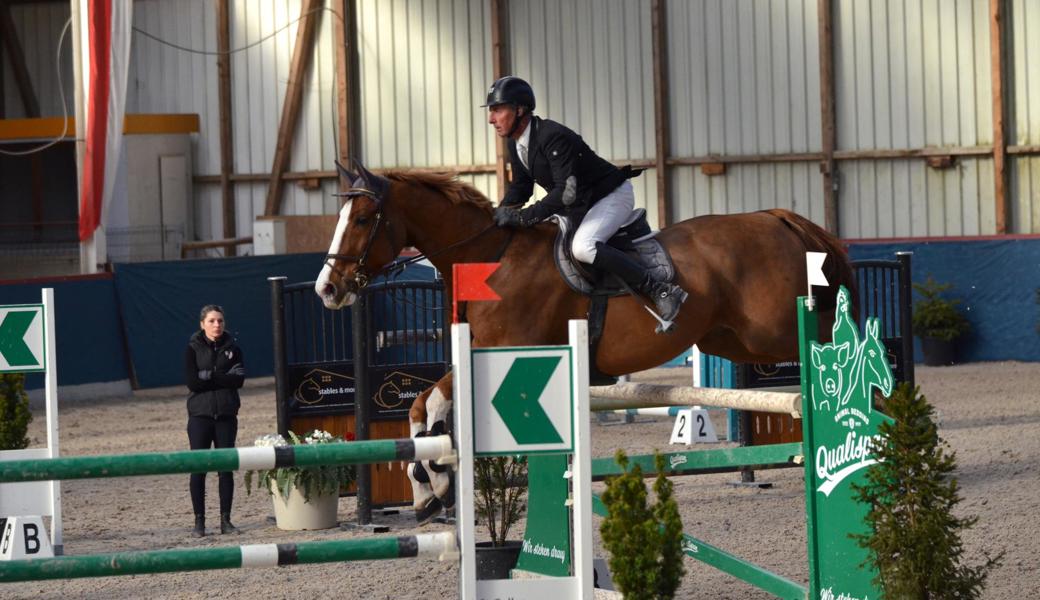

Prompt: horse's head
[861,318,894,398]
[315,159,405,309]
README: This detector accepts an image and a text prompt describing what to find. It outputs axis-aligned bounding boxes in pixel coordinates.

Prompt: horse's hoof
[415,496,443,526]
[439,478,456,510]
[655,321,676,334]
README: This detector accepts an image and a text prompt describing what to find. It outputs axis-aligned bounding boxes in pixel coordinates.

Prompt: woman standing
[184,304,245,537]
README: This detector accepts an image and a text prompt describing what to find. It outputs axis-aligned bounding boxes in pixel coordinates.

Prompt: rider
[483,75,688,323]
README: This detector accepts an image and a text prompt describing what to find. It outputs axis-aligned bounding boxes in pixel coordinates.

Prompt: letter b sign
[0,516,53,560]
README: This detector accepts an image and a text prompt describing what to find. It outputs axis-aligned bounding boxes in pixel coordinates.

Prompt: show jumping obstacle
[589,382,802,416]
[0,436,455,582]
[519,287,894,600]
[0,534,456,582]
[0,437,453,484]
[2,285,891,600]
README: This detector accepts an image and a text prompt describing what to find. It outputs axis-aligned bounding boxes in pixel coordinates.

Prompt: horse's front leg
[405,371,454,524]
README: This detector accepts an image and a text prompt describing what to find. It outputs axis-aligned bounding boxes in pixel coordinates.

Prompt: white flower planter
[269,481,340,530]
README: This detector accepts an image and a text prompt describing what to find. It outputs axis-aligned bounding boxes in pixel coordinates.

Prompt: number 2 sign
[669,408,718,445]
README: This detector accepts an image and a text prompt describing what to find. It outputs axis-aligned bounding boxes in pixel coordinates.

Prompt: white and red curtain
[78,0,132,242]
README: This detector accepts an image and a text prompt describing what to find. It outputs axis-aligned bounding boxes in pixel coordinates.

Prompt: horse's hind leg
[405,372,454,524]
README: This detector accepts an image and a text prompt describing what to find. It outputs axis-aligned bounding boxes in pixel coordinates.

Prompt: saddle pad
[551,215,676,297]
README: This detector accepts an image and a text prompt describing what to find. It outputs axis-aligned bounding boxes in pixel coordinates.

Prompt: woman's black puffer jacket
[184,330,245,418]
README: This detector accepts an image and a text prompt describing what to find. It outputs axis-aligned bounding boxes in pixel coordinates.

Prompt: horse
[315,159,856,522]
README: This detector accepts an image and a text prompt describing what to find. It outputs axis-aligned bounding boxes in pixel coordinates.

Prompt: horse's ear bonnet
[352,158,390,200]
[333,158,390,200]
[334,160,358,186]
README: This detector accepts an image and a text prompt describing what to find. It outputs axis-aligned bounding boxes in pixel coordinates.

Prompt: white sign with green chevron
[0,304,45,373]
[471,347,574,455]
[455,320,594,600]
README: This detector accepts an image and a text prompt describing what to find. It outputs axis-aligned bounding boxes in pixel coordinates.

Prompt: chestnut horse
[316,160,854,522]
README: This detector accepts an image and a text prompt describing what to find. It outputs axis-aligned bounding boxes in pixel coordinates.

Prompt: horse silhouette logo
[808,286,894,428]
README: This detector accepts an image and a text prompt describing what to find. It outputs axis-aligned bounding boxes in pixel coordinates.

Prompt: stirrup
[645,283,688,333]
[644,305,677,334]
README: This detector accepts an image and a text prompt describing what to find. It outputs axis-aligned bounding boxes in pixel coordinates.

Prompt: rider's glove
[493,205,528,228]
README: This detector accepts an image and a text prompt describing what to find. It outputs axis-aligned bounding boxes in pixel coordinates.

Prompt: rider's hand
[494,205,526,228]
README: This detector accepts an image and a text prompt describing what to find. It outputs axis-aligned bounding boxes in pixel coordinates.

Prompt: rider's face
[488,104,518,138]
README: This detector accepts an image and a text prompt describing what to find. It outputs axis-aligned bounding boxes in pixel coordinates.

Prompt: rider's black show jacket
[500,116,640,223]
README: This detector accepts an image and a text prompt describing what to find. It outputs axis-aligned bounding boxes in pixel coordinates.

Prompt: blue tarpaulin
[113,254,436,388]
[850,239,1040,362]
[0,275,129,389]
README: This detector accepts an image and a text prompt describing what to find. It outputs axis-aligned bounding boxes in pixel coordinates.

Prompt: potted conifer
[0,373,32,450]
[912,277,971,366]
[473,455,528,579]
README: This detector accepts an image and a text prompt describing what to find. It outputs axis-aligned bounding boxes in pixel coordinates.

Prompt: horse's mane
[384,170,494,213]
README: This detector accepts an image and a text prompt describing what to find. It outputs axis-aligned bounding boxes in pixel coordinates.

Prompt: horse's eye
[355,216,369,226]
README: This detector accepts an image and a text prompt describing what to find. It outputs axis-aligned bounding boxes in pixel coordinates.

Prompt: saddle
[550,209,679,385]
[551,209,677,295]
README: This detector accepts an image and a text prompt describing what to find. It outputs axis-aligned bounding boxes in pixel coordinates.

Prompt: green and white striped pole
[0,436,453,483]
[0,532,457,582]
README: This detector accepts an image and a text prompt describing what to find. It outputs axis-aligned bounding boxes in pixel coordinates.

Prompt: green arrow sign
[491,356,564,445]
[0,311,40,367]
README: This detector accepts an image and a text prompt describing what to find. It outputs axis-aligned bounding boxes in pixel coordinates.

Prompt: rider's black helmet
[481,76,536,111]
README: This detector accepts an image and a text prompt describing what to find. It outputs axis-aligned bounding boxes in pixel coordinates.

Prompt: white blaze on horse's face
[315,199,356,309]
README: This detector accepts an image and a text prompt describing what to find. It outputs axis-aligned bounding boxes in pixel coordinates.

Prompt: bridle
[324,182,501,291]
[324,186,391,290]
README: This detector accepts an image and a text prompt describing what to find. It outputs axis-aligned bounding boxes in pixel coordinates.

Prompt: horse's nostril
[322,283,336,297]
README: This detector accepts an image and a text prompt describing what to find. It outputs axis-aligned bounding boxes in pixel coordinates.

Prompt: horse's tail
[762,208,855,312]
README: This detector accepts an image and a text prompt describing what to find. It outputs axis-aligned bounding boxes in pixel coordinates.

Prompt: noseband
[324,186,391,290]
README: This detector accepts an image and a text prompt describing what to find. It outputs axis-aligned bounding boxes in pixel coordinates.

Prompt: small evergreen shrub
[852,383,1001,599]
[0,373,32,450]
[600,451,685,600]
[911,277,970,342]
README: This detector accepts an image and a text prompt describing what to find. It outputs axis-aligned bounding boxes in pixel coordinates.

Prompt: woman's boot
[192,515,205,537]
[220,512,240,534]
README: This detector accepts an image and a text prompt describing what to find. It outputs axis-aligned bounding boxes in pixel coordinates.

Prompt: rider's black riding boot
[590,242,688,323]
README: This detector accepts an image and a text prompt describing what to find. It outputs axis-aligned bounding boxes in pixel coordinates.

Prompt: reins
[382,223,499,279]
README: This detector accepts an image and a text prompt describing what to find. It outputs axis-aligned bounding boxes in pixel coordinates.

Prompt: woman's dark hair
[198,304,225,322]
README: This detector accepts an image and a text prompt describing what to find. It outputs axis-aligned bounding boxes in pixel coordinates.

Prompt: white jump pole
[42,288,62,553]
[590,382,802,417]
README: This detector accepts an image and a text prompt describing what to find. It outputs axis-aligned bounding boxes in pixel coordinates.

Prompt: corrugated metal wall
[1009,0,1040,234]
[834,0,996,237]
[125,0,499,244]
[507,0,659,223]
[127,0,345,243]
[355,0,496,201]
[6,0,1040,243]
[665,0,824,226]
[4,2,73,118]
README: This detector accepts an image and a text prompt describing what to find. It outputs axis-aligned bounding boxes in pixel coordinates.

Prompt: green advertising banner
[514,454,571,576]
[801,286,892,600]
